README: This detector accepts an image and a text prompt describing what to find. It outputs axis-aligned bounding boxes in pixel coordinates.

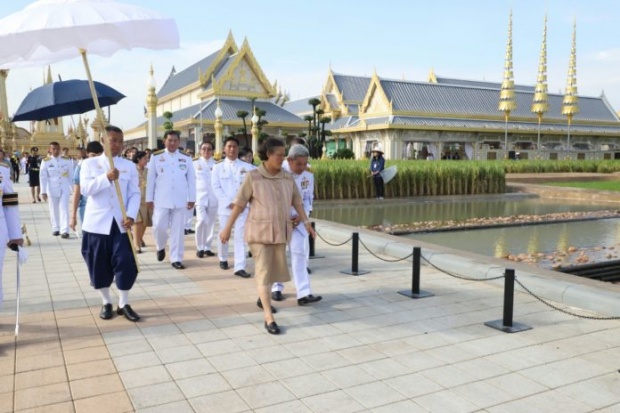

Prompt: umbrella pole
[80,49,140,273]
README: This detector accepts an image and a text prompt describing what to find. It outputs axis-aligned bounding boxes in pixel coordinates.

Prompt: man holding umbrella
[40,142,74,238]
[80,125,141,321]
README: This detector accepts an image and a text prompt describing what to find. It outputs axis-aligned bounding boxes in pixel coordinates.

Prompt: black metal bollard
[484,269,532,333]
[340,232,370,276]
[308,222,324,259]
[398,247,433,298]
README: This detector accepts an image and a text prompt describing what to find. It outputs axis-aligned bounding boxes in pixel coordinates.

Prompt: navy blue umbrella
[12,79,125,122]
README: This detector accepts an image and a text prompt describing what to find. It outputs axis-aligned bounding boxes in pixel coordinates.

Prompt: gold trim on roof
[498,10,517,113]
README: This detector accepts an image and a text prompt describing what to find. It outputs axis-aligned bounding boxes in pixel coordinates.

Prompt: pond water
[313,196,620,258]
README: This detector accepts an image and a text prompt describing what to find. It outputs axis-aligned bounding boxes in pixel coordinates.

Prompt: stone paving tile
[73,390,134,413]
[555,373,620,410]
[254,399,313,413]
[119,365,172,389]
[263,358,315,380]
[188,390,250,413]
[220,365,276,389]
[301,389,366,413]
[126,381,185,410]
[414,388,482,413]
[371,399,428,413]
[236,381,297,410]
[14,366,67,390]
[66,358,117,381]
[164,358,216,380]
[176,373,231,398]
[70,373,125,400]
[321,365,377,389]
[136,400,195,413]
[13,382,72,411]
[281,372,339,398]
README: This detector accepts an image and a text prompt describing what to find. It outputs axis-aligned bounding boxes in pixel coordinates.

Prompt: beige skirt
[136,203,153,227]
[249,243,290,286]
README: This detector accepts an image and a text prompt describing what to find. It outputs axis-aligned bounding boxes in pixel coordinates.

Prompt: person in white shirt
[211,137,256,278]
[272,144,322,305]
[80,125,141,322]
[194,141,218,258]
[40,141,74,238]
[0,162,23,310]
[146,130,196,270]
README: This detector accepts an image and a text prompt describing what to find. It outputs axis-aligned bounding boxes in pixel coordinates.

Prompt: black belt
[30,168,39,171]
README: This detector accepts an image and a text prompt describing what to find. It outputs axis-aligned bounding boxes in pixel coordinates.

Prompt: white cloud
[592,48,620,62]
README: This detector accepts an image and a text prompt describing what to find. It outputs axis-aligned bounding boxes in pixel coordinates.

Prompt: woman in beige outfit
[220,138,315,334]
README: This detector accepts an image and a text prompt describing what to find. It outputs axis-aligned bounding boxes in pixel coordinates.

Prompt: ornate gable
[198,31,239,87]
[212,38,275,98]
[360,71,392,116]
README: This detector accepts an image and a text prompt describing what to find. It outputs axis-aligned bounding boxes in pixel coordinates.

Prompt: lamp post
[251,111,259,154]
[146,65,158,149]
[214,99,223,157]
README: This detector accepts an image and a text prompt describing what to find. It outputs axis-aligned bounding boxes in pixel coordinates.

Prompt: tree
[236,110,249,142]
[163,111,174,131]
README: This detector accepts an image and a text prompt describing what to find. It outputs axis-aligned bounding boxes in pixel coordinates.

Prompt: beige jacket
[233,164,302,245]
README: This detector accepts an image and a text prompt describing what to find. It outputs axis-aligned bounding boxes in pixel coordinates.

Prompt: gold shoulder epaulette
[61,155,71,160]
[43,155,52,161]
[2,193,18,206]
[153,149,165,155]
[193,155,201,161]
[0,160,10,169]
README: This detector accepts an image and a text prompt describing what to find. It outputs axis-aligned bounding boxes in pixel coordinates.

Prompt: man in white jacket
[211,137,255,278]
[40,141,73,238]
[193,141,218,258]
[80,126,141,322]
[146,130,196,270]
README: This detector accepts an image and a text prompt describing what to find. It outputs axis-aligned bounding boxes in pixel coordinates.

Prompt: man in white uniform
[80,126,141,321]
[194,141,218,258]
[40,141,74,238]
[0,162,23,310]
[272,144,322,305]
[211,137,255,278]
[146,130,196,269]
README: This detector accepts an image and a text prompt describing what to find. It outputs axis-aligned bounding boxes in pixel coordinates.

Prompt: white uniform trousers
[48,194,70,233]
[195,205,217,252]
[218,209,248,271]
[272,225,311,298]
[153,206,187,263]
[0,242,6,307]
[185,207,194,230]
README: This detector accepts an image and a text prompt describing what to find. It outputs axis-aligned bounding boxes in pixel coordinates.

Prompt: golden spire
[562,19,579,118]
[531,15,549,116]
[498,10,517,114]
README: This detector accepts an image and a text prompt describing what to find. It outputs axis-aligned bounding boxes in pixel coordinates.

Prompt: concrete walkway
[1,181,619,412]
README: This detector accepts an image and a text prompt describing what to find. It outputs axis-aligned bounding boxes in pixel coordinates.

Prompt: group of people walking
[0,127,323,335]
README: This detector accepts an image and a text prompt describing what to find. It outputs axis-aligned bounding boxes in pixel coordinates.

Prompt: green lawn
[545,181,620,191]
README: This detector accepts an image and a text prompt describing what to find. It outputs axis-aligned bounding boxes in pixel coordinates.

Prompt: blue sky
[2,0,620,132]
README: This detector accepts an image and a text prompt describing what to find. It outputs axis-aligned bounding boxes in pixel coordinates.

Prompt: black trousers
[373,175,384,198]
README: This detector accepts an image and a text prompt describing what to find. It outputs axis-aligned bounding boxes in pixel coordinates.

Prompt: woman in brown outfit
[220,138,315,334]
[132,151,152,253]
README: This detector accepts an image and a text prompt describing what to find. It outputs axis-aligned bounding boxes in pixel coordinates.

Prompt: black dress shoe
[184,229,189,235]
[307,267,312,274]
[172,262,185,269]
[205,250,215,257]
[271,291,283,301]
[234,270,251,278]
[186,229,195,234]
[297,295,323,306]
[52,231,60,236]
[140,240,146,247]
[219,261,229,270]
[264,321,280,335]
[256,298,277,313]
[99,303,114,320]
[61,233,69,239]
[157,249,165,262]
[117,305,140,322]
[196,250,205,258]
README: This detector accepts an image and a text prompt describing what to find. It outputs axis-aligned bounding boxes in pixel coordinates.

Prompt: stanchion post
[398,247,433,298]
[308,222,324,259]
[340,232,370,276]
[484,268,532,333]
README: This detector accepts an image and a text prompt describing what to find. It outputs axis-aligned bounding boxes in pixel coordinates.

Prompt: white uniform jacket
[40,155,73,197]
[193,157,218,208]
[211,159,256,216]
[80,155,140,235]
[145,149,196,208]
[0,165,21,241]
[288,169,314,218]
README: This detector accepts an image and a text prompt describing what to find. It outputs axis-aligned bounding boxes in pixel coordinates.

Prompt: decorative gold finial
[498,10,517,114]
[562,19,579,118]
[531,15,549,157]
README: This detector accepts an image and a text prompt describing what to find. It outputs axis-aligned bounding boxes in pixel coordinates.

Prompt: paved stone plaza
[1,181,619,412]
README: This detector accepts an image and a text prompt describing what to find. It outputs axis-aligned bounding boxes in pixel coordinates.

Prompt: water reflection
[314,197,620,259]
[408,219,620,257]
[314,197,619,227]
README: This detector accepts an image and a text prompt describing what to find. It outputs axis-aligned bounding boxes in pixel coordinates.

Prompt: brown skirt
[249,243,290,286]
[136,203,153,227]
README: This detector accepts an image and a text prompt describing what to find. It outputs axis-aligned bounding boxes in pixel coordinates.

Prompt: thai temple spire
[562,18,579,152]
[498,10,516,157]
[531,15,549,117]
[531,15,549,155]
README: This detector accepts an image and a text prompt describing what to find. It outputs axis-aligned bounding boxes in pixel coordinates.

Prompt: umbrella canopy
[0,0,179,69]
[12,79,125,122]
[380,165,398,184]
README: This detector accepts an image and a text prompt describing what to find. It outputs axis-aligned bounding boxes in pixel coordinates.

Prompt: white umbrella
[0,0,180,270]
[380,165,398,184]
